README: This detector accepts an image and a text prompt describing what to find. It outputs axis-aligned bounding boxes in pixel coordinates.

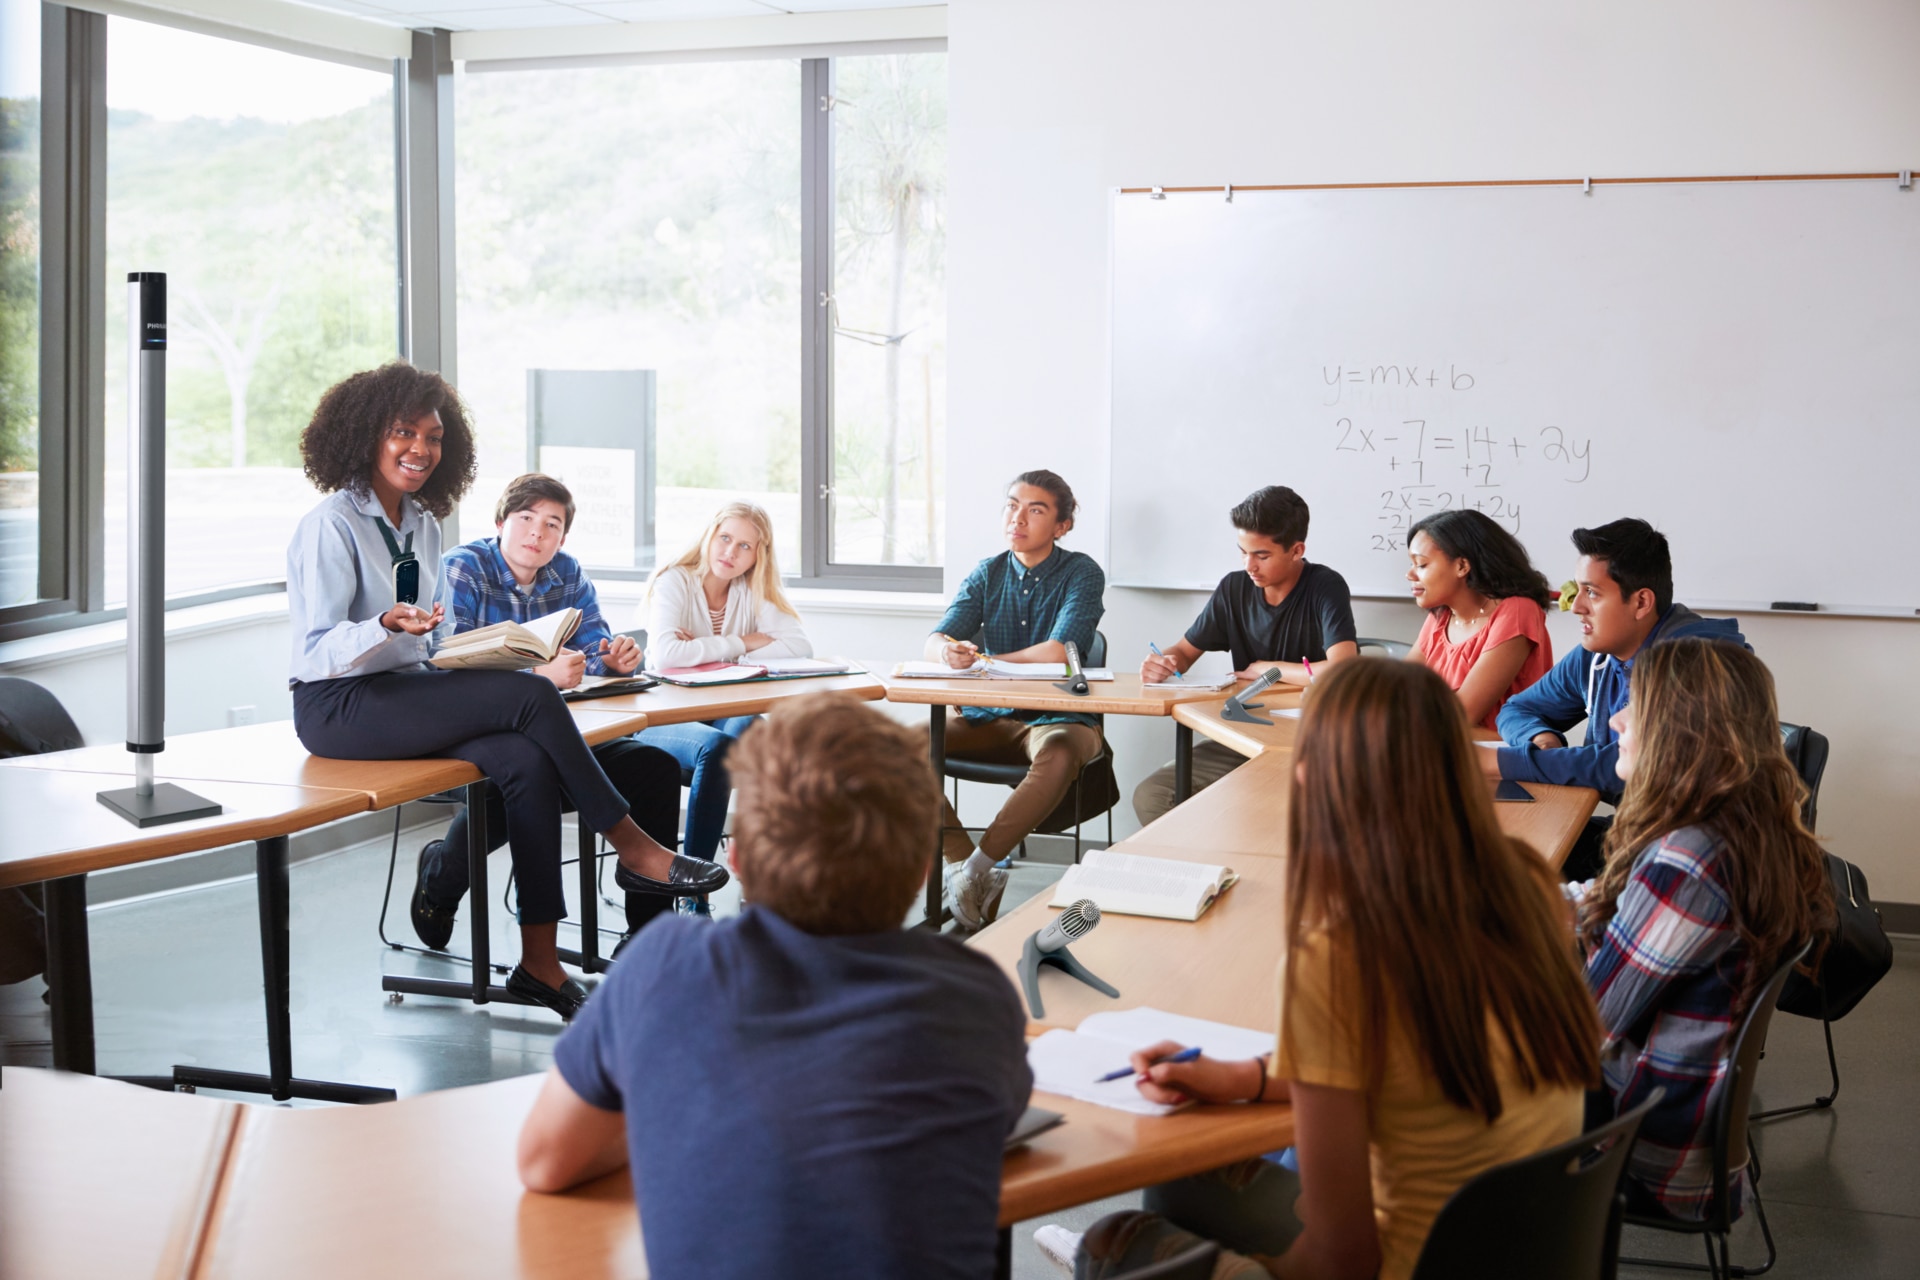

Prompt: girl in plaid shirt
[1577,638,1831,1220]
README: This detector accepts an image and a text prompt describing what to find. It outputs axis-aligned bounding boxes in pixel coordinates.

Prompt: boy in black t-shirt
[1133,486,1358,824]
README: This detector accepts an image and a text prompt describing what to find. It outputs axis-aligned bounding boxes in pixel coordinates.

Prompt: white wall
[946,0,1920,902]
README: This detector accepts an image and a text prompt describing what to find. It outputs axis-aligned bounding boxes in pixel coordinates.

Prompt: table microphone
[1221,665,1284,725]
[1035,898,1100,952]
[1019,897,1119,1019]
[1053,641,1091,696]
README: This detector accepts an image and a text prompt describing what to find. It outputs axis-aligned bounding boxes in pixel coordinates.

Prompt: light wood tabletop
[973,841,1288,1034]
[0,1067,241,1280]
[196,1073,647,1280]
[185,1067,1292,1275]
[876,670,1231,717]
[1170,690,1305,759]
[0,706,649,811]
[580,670,885,726]
[1002,1093,1294,1225]
[0,769,371,889]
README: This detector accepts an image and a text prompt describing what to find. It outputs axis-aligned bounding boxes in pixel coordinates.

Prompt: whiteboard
[1108,180,1920,612]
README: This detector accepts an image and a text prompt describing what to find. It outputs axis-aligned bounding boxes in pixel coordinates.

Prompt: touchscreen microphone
[1019,897,1119,1019]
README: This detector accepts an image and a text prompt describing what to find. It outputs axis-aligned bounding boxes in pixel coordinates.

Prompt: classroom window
[0,0,42,611]
[101,17,397,605]
[825,53,947,571]
[455,60,803,578]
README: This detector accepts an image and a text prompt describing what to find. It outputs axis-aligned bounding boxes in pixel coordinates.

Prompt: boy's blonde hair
[727,694,936,935]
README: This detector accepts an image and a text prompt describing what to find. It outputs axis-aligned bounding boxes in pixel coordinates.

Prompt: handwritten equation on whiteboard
[1321,364,1594,554]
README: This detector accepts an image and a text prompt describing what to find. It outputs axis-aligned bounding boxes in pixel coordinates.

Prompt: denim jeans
[636,716,757,862]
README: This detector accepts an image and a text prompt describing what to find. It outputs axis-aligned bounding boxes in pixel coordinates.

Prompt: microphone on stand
[1019,897,1119,1019]
[1053,641,1091,696]
[1221,664,1285,726]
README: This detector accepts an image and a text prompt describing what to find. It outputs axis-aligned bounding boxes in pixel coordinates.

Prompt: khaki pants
[927,716,1105,863]
[1131,739,1248,828]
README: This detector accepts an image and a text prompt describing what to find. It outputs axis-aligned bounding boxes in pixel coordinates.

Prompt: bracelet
[1246,1054,1271,1103]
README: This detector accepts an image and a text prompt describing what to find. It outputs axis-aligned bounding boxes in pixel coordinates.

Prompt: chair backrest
[1106,1238,1220,1280]
[1355,636,1412,659]
[1409,1090,1664,1280]
[1778,723,1829,829]
[1712,939,1813,1215]
[0,677,85,758]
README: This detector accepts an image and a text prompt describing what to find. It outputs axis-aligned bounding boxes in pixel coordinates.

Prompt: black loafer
[410,841,458,951]
[614,853,730,897]
[506,964,589,1021]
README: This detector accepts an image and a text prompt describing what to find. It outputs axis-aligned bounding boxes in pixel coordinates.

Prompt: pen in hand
[1147,641,1182,681]
[1097,1045,1202,1082]
[1302,655,1315,683]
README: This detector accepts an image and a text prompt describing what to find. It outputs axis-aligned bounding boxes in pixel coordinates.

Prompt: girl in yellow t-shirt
[1071,659,1601,1280]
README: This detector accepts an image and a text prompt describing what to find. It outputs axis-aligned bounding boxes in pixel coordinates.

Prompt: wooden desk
[973,841,1289,1033]
[1,1068,242,1280]
[189,1067,1287,1279]
[0,706,650,808]
[196,1073,646,1280]
[582,671,885,726]
[1170,690,1304,761]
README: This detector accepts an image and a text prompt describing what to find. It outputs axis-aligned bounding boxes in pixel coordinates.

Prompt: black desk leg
[171,836,397,1104]
[44,874,95,1075]
[558,818,606,974]
[922,704,948,929]
[1174,722,1194,805]
[994,1225,1012,1280]
[382,780,536,1009]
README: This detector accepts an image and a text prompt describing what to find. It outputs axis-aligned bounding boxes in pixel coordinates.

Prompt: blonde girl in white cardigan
[638,505,812,892]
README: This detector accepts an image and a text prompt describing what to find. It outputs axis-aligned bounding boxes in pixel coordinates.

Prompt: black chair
[1410,1090,1663,1280]
[940,630,1119,864]
[1100,1239,1220,1280]
[0,678,86,987]
[1620,939,1812,1280]
[1752,724,1838,1120]
[1355,636,1413,659]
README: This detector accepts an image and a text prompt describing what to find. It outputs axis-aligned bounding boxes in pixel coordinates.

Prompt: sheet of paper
[1076,1008,1275,1062]
[760,657,853,675]
[1027,1029,1182,1116]
[892,661,983,678]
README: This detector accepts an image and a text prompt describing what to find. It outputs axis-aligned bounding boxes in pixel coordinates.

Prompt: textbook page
[1028,1007,1273,1116]
[519,609,581,652]
[979,659,1115,681]
[892,660,986,678]
[1049,849,1238,921]
[759,657,855,675]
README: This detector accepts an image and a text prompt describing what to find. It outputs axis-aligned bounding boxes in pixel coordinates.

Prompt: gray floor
[2,824,1915,1278]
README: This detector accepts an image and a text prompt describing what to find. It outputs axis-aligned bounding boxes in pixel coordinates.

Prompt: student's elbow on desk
[517,1068,629,1194]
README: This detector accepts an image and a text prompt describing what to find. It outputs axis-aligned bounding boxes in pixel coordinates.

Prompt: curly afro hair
[300,362,477,519]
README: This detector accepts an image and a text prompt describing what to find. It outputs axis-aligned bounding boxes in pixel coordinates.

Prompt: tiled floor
[2,825,1914,1278]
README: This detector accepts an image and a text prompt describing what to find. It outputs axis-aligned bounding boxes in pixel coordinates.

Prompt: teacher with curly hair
[286,362,726,1019]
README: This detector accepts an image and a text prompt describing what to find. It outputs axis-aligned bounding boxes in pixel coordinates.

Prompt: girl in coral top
[1404,509,1555,730]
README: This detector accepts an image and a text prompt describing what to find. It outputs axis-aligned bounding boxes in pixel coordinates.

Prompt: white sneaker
[1033,1223,1081,1275]
[943,859,1009,932]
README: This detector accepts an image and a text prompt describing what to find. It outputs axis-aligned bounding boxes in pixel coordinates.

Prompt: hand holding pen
[1122,1040,1275,1107]
[1141,641,1182,685]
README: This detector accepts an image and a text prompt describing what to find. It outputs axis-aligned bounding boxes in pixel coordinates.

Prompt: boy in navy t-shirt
[517,693,1033,1280]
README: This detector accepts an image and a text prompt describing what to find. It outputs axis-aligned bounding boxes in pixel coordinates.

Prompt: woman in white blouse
[640,504,812,884]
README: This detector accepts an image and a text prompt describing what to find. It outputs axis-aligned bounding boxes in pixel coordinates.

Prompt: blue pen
[1097,1045,1202,1083]
[1147,641,1183,681]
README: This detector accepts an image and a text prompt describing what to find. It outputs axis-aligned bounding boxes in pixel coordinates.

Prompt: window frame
[1,26,942,643]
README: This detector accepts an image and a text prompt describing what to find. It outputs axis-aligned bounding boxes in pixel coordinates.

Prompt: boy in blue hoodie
[1487,518,1747,878]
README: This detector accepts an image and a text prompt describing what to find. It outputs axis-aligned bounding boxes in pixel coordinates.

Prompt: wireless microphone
[1053,640,1091,696]
[1018,897,1119,1019]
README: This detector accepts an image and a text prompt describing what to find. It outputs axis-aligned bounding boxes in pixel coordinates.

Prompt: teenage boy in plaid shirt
[410,474,684,954]
[923,470,1105,932]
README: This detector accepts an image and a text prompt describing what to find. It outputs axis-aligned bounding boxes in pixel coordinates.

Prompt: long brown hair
[1283,659,1600,1122]
[1580,639,1831,995]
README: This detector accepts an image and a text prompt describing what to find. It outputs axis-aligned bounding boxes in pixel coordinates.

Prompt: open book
[1028,1007,1274,1116]
[648,656,861,687]
[891,659,1115,681]
[1049,849,1238,921]
[431,608,581,671]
